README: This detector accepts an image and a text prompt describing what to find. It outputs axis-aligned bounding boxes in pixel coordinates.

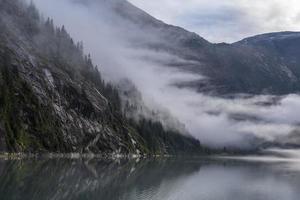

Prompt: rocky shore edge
[0,152,175,160]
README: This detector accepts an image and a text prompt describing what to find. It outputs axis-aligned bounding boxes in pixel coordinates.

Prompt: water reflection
[0,157,300,200]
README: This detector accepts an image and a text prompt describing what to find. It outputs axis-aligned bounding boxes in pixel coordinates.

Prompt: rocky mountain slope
[0,0,204,155]
[1,0,299,154]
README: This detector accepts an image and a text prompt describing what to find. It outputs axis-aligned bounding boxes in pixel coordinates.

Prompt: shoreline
[0,152,175,160]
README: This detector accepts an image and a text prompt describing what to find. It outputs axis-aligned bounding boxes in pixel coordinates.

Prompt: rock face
[0,22,141,153]
[0,0,203,155]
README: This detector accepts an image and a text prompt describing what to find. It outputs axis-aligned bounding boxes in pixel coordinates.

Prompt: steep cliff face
[0,19,143,154]
[0,0,203,155]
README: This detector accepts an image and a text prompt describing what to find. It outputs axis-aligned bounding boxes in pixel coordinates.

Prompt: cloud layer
[129,0,300,43]
[30,0,300,148]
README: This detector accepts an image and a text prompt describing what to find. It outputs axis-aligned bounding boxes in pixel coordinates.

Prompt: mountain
[1,0,299,154]
[236,31,300,86]
[0,0,204,155]
[84,0,300,96]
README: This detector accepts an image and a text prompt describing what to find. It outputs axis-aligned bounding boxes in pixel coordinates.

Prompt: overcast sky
[128,0,300,43]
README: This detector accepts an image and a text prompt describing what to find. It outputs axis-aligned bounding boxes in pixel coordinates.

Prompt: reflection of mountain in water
[0,158,200,200]
[1,158,300,200]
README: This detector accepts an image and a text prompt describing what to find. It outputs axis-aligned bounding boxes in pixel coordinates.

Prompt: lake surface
[1,153,300,200]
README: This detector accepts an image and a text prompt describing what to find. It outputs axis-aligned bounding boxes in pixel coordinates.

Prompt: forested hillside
[0,0,205,155]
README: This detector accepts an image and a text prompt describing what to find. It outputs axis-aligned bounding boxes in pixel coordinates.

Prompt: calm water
[0,154,300,200]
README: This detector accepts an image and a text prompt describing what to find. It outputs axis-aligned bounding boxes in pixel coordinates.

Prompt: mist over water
[30,0,300,148]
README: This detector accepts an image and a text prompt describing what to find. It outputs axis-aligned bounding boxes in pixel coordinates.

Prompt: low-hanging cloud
[31,0,300,148]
